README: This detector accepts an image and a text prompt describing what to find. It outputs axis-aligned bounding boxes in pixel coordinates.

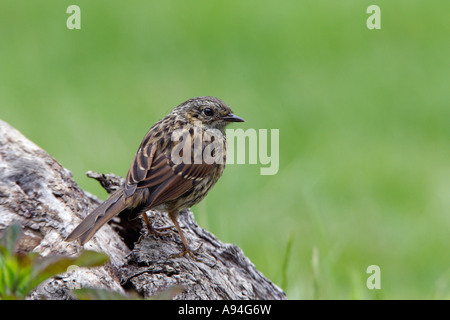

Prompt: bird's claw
[149,224,176,236]
[170,243,203,261]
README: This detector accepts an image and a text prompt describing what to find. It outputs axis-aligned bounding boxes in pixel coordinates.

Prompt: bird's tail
[65,189,126,245]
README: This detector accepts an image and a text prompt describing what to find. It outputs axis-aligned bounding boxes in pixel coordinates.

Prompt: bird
[65,96,245,258]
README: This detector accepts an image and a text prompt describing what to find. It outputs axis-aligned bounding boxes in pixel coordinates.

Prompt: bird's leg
[142,212,175,236]
[168,211,202,260]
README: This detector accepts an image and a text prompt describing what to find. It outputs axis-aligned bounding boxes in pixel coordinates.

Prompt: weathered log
[0,119,286,300]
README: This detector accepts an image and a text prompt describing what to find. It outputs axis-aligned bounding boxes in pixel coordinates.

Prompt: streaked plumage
[66,96,244,257]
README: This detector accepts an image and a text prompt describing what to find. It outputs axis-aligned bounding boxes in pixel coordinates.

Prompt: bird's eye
[203,108,213,116]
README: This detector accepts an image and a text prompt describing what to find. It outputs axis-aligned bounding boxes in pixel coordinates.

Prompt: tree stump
[0,119,286,300]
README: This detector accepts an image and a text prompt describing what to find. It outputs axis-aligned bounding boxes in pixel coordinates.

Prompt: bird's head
[173,96,245,131]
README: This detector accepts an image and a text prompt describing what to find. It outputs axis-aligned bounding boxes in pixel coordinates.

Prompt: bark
[0,119,286,300]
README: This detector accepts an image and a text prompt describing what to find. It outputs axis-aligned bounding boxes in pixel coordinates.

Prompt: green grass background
[1,0,449,299]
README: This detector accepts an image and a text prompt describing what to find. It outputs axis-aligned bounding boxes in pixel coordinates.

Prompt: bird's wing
[125,129,217,208]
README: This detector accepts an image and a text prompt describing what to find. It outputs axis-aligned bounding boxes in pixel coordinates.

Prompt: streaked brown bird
[65,96,244,257]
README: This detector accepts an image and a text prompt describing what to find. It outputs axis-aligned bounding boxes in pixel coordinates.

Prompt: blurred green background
[1,0,449,299]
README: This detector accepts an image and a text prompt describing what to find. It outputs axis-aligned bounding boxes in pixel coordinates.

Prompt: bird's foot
[142,212,175,236]
[148,224,176,236]
[170,243,203,261]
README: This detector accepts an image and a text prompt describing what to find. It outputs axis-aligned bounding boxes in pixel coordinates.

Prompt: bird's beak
[220,113,245,122]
